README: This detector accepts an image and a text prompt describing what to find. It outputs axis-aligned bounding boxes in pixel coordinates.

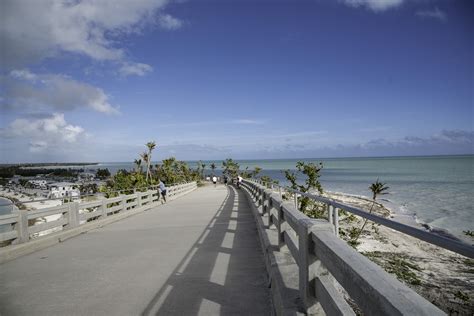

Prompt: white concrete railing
[242,179,444,315]
[252,179,474,259]
[0,182,197,246]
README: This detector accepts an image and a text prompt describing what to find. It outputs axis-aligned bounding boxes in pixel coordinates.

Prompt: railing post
[328,205,334,225]
[277,205,286,248]
[15,209,29,244]
[333,207,340,238]
[263,190,272,227]
[136,192,142,208]
[298,219,334,315]
[294,193,298,210]
[120,195,126,212]
[100,200,107,218]
[267,196,273,227]
[67,202,80,228]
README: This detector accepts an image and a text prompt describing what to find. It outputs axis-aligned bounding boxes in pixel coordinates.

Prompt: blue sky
[1,0,473,162]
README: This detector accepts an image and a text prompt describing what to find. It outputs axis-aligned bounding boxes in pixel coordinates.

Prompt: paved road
[0,185,271,315]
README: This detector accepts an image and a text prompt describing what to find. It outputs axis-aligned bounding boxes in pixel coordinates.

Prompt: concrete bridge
[0,181,458,315]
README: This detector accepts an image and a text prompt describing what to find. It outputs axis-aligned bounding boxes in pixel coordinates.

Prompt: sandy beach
[324,191,473,315]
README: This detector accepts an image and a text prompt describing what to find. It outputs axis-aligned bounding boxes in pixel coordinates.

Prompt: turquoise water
[6,156,473,242]
[0,197,14,216]
[0,197,15,234]
[229,156,473,242]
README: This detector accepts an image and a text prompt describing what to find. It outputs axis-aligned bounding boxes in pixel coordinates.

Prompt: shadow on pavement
[142,185,270,315]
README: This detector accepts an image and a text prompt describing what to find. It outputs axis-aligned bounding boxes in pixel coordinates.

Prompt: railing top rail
[244,179,474,258]
[0,181,196,208]
[313,230,444,315]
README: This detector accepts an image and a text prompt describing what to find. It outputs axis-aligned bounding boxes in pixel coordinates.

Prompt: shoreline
[318,190,473,314]
[324,190,467,244]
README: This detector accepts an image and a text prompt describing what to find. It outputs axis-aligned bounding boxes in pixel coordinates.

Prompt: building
[77,172,95,181]
[28,179,48,189]
[48,182,80,199]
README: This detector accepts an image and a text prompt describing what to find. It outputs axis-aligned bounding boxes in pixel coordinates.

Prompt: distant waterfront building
[28,179,47,189]
[77,172,96,182]
[48,182,80,199]
[8,176,21,186]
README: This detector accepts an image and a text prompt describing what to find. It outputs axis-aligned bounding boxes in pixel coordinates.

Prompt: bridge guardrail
[251,179,474,259]
[0,182,197,246]
[242,179,444,315]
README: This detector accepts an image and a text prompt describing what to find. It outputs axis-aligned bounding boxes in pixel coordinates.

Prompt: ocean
[0,198,14,216]
[2,156,473,242]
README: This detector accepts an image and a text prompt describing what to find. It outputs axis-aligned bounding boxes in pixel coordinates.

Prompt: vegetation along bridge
[1,181,472,315]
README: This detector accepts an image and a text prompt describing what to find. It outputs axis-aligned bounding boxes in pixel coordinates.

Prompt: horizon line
[1,153,473,165]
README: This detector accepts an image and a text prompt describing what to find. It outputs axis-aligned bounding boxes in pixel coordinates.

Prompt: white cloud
[342,0,404,12]
[158,14,184,30]
[10,69,38,81]
[3,70,119,115]
[3,113,86,152]
[231,119,265,125]
[160,119,266,128]
[1,0,179,68]
[29,141,48,153]
[119,62,154,77]
[416,7,447,22]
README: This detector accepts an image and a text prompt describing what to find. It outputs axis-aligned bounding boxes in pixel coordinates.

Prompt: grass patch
[463,230,474,238]
[454,290,469,302]
[362,251,423,286]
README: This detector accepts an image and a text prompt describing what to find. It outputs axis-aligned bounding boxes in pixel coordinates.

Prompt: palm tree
[353,179,389,243]
[134,159,142,173]
[145,141,156,182]
[140,152,149,179]
[200,162,206,179]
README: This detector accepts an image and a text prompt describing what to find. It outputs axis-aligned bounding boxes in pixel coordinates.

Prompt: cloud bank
[1,0,182,68]
[416,7,447,22]
[1,113,86,153]
[342,0,404,12]
[3,70,119,115]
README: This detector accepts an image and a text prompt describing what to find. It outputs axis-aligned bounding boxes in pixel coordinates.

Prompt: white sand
[323,191,473,315]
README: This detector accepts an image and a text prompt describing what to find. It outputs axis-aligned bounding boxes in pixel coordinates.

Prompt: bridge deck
[0,185,271,315]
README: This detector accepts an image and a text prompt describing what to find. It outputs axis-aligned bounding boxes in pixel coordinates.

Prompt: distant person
[158,179,167,203]
[237,175,243,188]
[212,175,217,187]
[223,175,228,186]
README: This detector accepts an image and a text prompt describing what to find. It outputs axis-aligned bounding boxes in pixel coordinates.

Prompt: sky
[1,0,473,163]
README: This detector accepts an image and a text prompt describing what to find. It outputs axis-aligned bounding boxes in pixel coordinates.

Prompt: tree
[260,175,279,188]
[80,183,98,195]
[140,152,149,179]
[197,161,206,179]
[352,179,389,243]
[241,166,261,179]
[284,161,323,213]
[145,141,156,182]
[210,163,216,174]
[222,158,240,178]
[134,159,142,173]
[102,169,147,196]
[252,166,261,178]
[155,157,199,184]
[96,168,111,179]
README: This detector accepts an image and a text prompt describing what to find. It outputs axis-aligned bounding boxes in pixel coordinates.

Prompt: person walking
[212,175,217,187]
[158,179,167,203]
[237,175,243,188]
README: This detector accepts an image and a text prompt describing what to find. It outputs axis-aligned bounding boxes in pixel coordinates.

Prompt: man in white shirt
[212,175,217,187]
